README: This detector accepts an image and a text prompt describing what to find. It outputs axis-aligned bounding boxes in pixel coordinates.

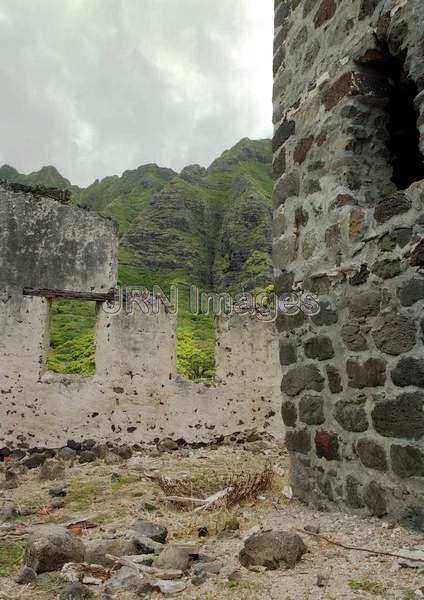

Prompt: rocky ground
[0,437,423,600]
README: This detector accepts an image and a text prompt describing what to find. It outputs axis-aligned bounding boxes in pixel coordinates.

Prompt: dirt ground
[0,441,423,600]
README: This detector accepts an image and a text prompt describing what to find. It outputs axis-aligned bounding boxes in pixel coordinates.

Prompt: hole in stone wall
[47,300,97,376]
[383,48,424,189]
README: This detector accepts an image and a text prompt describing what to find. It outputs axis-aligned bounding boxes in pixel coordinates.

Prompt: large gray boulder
[239,530,306,570]
[24,526,86,573]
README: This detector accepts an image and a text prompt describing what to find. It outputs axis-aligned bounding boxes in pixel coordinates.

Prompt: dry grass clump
[157,460,274,511]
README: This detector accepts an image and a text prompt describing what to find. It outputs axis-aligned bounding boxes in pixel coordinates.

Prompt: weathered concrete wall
[273,0,424,517]
[0,182,117,293]
[0,183,281,447]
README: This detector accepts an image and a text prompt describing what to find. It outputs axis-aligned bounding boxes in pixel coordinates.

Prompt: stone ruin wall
[273,0,424,518]
[0,182,281,449]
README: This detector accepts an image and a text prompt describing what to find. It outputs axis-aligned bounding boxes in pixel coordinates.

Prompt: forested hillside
[1,138,273,378]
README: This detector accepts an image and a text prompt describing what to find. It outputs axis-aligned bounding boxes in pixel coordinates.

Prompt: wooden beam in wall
[22,287,116,302]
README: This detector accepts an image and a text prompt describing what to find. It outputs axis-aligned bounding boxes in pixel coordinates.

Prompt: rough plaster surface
[0,185,282,447]
[0,182,117,293]
[273,0,424,517]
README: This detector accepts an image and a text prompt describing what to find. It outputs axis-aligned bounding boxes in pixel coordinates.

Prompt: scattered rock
[154,544,198,571]
[104,452,124,466]
[316,574,330,587]
[81,439,96,451]
[24,526,86,573]
[153,579,187,595]
[216,514,240,537]
[23,453,46,469]
[239,530,306,569]
[192,560,223,578]
[198,526,209,537]
[79,451,96,464]
[51,498,66,509]
[49,484,68,497]
[58,447,77,462]
[105,567,154,595]
[158,438,179,452]
[0,467,21,489]
[399,507,424,533]
[85,538,137,567]
[133,519,168,543]
[0,504,18,522]
[130,533,164,554]
[15,566,37,584]
[114,445,133,459]
[59,583,93,600]
[39,459,66,481]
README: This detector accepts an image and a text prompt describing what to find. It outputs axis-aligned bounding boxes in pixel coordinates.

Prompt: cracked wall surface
[273,0,424,517]
[0,182,281,447]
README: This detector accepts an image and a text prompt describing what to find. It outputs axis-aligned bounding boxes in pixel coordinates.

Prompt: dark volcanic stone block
[281,400,297,427]
[282,365,325,397]
[286,429,311,454]
[364,481,387,517]
[372,392,424,439]
[314,0,337,28]
[311,301,338,326]
[398,277,424,307]
[335,400,368,432]
[276,310,306,333]
[372,315,416,356]
[341,320,368,351]
[346,358,386,389]
[349,288,380,318]
[345,475,365,508]
[372,258,401,280]
[299,395,325,425]
[279,339,297,366]
[322,72,388,111]
[293,136,314,164]
[374,193,411,224]
[304,336,334,361]
[390,445,424,478]
[273,119,296,152]
[357,439,387,471]
[326,365,343,393]
[315,431,339,460]
[391,357,424,388]
[359,0,380,20]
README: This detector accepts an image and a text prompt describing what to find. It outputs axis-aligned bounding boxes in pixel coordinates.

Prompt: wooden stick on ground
[298,529,424,563]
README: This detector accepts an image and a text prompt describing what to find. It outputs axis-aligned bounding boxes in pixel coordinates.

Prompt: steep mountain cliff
[1,138,273,378]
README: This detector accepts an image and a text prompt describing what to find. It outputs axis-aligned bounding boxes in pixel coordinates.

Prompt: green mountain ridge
[0,164,76,191]
[1,138,273,378]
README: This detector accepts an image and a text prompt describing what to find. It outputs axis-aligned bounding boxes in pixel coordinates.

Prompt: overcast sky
[0,0,273,186]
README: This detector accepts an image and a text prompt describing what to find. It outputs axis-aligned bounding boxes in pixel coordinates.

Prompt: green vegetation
[2,138,273,379]
[348,579,385,594]
[68,480,106,511]
[0,541,25,577]
[34,573,65,593]
[110,473,139,493]
[47,300,97,376]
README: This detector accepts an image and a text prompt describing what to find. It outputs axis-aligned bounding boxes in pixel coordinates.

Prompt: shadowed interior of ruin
[383,48,424,189]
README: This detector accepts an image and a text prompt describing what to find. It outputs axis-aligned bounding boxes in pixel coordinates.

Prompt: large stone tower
[273,0,424,518]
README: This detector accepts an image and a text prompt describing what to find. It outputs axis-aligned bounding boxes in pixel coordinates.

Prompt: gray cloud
[0,0,273,186]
